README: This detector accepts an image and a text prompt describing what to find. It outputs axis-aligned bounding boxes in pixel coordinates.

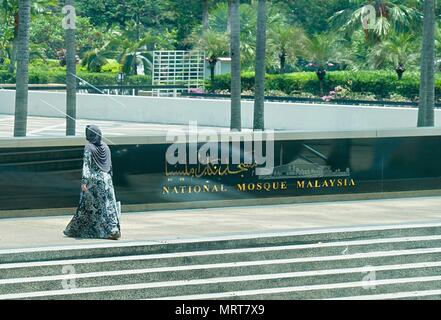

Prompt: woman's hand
[81,184,88,192]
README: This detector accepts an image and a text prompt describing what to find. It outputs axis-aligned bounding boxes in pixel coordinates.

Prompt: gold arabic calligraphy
[165,160,257,178]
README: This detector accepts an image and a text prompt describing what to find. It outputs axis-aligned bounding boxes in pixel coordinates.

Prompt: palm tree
[230,0,241,131]
[2,0,18,74]
[0,5,12,65]
[81,49,108,72]
[189,30,229,90]
[65,0,76,136]
[268,23,307,73]
[368,33,420,79]
[81,40,119,72]
[253,0,266,130]
[210,2,255,69]
[418,0,436,127]
[117,36,157,76]
[86,38,143,78]
[302,34,350,95]
[330,0,422,41]
[209,1,283,70]
[2,0,57,73]
[13,0,30,137]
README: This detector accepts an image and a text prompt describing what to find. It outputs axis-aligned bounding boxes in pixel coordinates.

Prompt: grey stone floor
[1,197,441,250]
[0,114,234,138]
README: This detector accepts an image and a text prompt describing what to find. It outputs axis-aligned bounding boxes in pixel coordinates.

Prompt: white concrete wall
[0,89,438,131]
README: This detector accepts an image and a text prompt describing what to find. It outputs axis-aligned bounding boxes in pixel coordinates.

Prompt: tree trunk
[396,64,405,80]
[316,69,327,96]
[279,52,286,74]
[65,0,77,136]
[230,0,242,131]
[253,0,266,130]
[202,0,209,32]
[418,0,436,127]
[13,0,31,137]
[230,0,241,131]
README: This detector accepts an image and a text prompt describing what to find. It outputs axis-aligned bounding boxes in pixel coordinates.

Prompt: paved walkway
[1,197,441,250]
[0,114,234,138]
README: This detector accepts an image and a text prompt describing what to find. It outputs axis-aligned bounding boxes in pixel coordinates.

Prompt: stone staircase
[1,222,441,300]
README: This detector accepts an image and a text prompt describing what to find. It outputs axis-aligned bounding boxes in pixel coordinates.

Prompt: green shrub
[0,70,16,84]
[207,71,441,100]
[30,59,63,70]
[0,69,152,86]
[100,60,122,73]
[124,75,153,86]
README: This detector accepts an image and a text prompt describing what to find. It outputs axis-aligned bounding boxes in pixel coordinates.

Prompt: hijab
[85,125,112,173]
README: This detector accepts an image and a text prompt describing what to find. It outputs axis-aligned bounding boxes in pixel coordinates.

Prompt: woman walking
[64,125,121,240]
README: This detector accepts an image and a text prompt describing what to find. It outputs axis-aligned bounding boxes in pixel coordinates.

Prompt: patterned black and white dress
[64,147,120,239]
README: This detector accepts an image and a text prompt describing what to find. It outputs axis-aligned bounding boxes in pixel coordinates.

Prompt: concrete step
[1,260,441,296]
[1,236,441,279]
[3,273,441,300]
[1,222,441,300]
[153,277,441,300]
[2,222,441,263]
[329,289,441,300]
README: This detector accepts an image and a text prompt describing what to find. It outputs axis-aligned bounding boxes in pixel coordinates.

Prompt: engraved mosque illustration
[258,144,351,180]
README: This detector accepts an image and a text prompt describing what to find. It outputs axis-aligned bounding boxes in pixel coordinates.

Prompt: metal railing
[3,84,440,108]
[0,84,191,97]
[181,92,441,109]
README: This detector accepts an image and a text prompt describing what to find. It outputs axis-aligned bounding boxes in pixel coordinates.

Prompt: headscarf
[85,125,112,173]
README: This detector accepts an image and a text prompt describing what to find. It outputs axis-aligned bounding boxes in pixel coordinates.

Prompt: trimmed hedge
[0,70,152,86]
[208,71,441,99]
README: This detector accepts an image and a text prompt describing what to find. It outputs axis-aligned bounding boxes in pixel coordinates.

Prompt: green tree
[81,39,119,72]
[209,1,283,70]
[29,14,109,61]
[268,23,307,73]
[2,0,19,73]
[253,0,266,130]
[273,0,351,34]
[0,0,14,67]
[346,30,374,69]
[76,0,176,41]
[13,0,30,137]
[117,34,170,75]
[368,33,420,79]
[302,34,351,94]
[330,0,422,41]
[189,30,229,89]
[172,0,206,48]
[2,0,57,73]
[418,0,436,127]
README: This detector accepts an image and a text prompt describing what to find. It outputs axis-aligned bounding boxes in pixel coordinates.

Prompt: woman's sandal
[108,231,121,240]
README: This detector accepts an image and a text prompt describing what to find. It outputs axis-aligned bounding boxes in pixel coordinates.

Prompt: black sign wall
[0,135,440,213]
